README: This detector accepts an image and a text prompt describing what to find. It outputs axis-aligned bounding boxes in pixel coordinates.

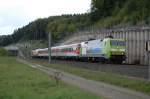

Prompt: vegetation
[0,57,100,99]
[0,48,10,56]
[31,60,150,95]
[0,14,91,46]
[91,0,150,27]
[0,0,150,46]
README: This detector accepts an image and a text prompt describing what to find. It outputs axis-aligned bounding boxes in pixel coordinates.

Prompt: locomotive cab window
[110,40,125,46]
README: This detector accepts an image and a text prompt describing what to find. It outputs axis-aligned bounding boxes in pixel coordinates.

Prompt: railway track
[32,58,148,79]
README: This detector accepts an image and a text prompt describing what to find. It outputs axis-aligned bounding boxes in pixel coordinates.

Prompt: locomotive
[31,37,126,63]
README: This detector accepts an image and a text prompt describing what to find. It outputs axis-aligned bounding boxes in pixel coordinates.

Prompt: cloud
[22,0,91,19]
[0,26,17,35]
[0,0,27,35]
[0,0,91,35]
[0,9,26,27]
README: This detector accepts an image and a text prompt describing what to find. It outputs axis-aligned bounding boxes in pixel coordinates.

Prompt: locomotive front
[109,39,126,63]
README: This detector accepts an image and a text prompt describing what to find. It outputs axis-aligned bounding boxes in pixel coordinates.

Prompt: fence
[59,26,150,65]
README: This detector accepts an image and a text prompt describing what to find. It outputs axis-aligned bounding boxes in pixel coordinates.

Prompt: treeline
[0,14,91,46]
[90,0,150,27]
[0,0,150,46]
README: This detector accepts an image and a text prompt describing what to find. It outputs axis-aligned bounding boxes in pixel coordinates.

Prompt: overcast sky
[0,0,91,35]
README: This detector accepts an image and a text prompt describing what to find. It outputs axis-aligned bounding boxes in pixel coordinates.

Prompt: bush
[0,48,10,56]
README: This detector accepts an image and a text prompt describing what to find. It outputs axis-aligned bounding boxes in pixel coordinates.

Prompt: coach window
[68,48,70,52]
[70,48,72,51]
[66,48,68,52]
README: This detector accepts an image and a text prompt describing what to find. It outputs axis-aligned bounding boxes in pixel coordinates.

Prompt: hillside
[91,0,150,27]
[0,14,91,46]
[0,0,150,47]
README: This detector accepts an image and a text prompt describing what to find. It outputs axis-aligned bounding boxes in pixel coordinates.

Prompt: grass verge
[0,57,100,99]
[31,59,150,95]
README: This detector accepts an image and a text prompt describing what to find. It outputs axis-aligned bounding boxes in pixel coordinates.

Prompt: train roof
[52,43,80,49]
[32,38,125,51]
[32,48,48,51]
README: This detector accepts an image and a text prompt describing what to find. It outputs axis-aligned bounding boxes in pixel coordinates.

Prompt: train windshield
[110,40,125,46]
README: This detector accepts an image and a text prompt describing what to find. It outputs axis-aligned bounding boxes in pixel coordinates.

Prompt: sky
[0,0,91,35]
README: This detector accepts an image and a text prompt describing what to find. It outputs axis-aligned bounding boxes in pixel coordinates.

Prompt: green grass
[32,60,150,95]
[0,57,101,99]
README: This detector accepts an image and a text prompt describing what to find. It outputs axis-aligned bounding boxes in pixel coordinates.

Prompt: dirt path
[19,59,150,99]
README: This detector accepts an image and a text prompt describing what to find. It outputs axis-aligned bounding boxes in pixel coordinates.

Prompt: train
[31,37,126,63]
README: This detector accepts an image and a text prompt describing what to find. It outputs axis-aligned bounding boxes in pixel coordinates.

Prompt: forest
[0,0,150,46]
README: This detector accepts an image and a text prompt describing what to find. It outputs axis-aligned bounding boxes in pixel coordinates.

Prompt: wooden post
[48,32,51,63]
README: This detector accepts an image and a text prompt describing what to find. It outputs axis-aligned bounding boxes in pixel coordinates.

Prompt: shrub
[0,48,10,56]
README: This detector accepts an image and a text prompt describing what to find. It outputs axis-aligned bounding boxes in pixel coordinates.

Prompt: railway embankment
[31,59,148,79]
